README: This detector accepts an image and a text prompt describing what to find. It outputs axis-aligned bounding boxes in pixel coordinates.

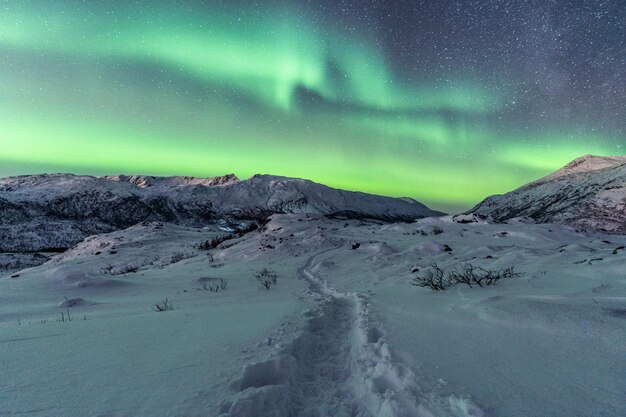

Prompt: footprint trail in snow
[220,247,484,417]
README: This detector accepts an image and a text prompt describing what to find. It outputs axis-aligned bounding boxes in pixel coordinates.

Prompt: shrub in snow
[57,310,73,322]
[200,278,228,292]
[100,256,159,275]
[107,264,139,274]
[431,226,444,235]
[153,298,174,312]
[411,262,521,290]
[170,251,194,264]
[410,263,448,290]
[100,264,114,274]
[254,268,278,290]
[198,235,231,251]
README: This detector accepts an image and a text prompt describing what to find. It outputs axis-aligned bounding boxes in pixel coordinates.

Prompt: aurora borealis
[0,1,624,212]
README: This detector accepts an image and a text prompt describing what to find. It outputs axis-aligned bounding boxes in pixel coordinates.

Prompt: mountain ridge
[0,172,443,255]
[469,154,626,233]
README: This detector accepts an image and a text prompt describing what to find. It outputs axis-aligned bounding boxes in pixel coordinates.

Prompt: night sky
[0,1,624,212]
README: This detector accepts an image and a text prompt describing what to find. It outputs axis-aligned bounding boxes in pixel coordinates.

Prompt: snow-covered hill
[469,154,626,233]
[0,173,442,255]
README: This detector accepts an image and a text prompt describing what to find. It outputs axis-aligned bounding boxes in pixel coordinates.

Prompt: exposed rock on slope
[469,154,626,233]
[0,173,443,253]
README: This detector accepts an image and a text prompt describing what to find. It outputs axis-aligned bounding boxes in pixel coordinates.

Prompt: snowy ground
[1,214,625,417]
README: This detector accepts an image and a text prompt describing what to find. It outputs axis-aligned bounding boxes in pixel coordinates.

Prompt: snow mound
[410,242,453,255]
[45,267,122,288]
[58,297,88,308]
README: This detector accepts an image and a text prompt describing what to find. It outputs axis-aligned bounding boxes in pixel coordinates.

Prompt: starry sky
[0,0,624,212]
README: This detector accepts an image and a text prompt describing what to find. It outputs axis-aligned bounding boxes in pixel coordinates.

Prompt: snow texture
[1,213,625,417]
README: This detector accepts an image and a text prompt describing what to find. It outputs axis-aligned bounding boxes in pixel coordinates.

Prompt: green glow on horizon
[0,1,623,213]
[4,111,617,211]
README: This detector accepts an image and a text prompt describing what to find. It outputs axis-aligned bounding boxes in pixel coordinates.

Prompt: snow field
[1,214,625,416]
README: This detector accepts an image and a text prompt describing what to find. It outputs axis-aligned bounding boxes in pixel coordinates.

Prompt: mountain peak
[469,154,626,233]
[540,154,626,182]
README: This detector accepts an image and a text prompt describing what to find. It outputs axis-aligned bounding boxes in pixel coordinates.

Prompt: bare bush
[431,226,444,235]
[448,263,482,287]
[171,251,194,264]
[153,298,174,312]
[200,278,228,292]
[412,263,521,291]
[254,268,278,290]
[101,263,139,275]
[100,264,114,274]
[100,256,159,275]
[410,263,448,290]
[56,310,73,322]
[119,264,140,274]
[219,278,228,290]
[407,226,443,236]
[197,233,236,251]
[458,264,522,286]
[200,281,218,291]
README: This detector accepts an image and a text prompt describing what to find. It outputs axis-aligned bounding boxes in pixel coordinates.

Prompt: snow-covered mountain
[469,154,626,233]
[0,173,442,253]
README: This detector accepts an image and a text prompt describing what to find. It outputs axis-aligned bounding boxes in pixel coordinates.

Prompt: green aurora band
[0,1,623,212]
